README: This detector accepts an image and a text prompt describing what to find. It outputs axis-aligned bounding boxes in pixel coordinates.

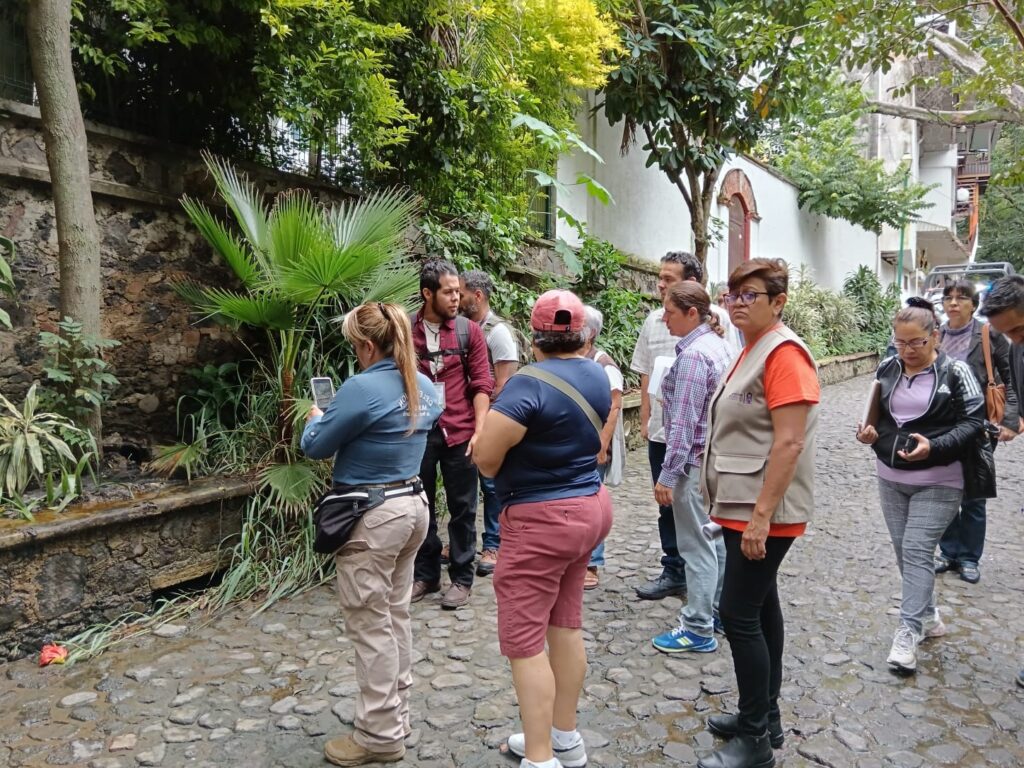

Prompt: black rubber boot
[697,731,775,768]
[706,713,784,748]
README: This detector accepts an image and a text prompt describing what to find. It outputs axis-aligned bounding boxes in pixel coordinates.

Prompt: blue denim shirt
[301,359,442,486]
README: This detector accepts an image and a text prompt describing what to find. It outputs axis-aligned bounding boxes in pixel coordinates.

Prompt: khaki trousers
[334,492,429,752]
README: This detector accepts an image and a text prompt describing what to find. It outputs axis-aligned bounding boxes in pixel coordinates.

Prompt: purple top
[940,320,974,363]
[876,367,963,489]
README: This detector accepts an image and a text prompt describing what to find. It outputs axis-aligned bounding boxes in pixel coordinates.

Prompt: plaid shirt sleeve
[659,349,713,487]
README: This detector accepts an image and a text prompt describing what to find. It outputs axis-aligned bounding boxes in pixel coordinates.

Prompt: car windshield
[923,270,967,293]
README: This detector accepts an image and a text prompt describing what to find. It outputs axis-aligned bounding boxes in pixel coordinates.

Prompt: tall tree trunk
[25,0,104,443]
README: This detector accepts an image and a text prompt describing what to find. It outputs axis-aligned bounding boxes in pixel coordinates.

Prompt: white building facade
[557,80,984,297]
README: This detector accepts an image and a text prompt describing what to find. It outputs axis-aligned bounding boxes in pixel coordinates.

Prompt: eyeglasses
[941,296,966,304]
[893,338,931,350]
[723,291,770,307]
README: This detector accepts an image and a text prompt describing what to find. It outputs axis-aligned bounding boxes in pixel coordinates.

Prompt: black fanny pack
[313,479,424,555]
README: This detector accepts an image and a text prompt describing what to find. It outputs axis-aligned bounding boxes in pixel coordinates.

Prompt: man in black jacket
[978,275,1024,688]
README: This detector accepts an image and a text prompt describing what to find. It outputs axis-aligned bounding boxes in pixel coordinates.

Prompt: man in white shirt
[459,270,520,577]
[631,252,737,600]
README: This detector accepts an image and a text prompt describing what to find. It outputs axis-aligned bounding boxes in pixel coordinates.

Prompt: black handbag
[312,480,423,554]
[963,427,997,501]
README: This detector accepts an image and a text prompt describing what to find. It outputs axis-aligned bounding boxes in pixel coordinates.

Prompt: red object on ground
[39,644,68,666]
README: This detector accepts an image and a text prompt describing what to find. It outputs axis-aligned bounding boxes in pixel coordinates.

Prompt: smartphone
[901,435,918,455]
[310,377,335,410]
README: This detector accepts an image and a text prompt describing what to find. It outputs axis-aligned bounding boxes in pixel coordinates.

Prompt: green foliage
[177,153,419,453]
[572,237,657,387]
[783,265,898,359]
[601,1,836,265]
[0,235,14,330]
[71,0,413,181]
[842,265,901,353]
[811,2,1024,131]
[977,124,1024,271]
[0,384,96,518]
[774,108,934,233]
[38,317,121,431]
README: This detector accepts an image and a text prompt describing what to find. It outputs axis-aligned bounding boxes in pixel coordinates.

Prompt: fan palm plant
[177,153,420,457]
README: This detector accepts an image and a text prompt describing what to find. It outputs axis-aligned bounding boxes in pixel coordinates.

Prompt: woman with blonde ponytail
[301,301,442,767]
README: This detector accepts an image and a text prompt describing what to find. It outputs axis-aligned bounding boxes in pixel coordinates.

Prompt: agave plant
[177,153,420,455]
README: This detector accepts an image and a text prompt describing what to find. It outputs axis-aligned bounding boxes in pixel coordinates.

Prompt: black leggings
[719,529,795,736]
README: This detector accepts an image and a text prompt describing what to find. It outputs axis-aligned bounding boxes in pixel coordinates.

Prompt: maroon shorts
[493,486,613,658]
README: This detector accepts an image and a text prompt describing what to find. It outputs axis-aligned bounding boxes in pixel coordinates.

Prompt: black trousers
[719,529,795,736]
[646,440,685,576]
[413,427,479,588]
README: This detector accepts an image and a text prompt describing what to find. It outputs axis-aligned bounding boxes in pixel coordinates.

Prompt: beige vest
[700,324,818,525]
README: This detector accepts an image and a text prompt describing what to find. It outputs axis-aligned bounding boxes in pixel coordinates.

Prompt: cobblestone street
[2,374,1023,767]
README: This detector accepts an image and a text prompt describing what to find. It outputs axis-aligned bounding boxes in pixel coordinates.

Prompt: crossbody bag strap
[516,365,603,437]
[981,323,996,385]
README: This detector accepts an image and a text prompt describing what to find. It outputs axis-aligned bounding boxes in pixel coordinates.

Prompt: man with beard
[631,252,737,600]
[410,259,494,609]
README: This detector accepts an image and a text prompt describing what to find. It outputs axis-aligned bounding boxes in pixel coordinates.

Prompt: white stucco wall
[556,100,880,292]
[918,147,957,229]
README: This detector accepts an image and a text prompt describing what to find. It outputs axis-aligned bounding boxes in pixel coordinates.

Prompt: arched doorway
[728,195,748,275]
[718,169,760,277]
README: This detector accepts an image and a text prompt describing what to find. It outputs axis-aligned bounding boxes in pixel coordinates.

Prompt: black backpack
[410,312,472,380]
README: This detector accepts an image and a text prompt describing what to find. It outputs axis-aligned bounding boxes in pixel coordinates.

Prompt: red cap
[531,289,585,332]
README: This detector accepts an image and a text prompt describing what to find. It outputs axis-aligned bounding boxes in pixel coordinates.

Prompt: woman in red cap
[473,289,613,768]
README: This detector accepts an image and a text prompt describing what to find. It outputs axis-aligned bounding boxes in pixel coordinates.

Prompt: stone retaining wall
[0,99,659,445]
[0,478,251,660]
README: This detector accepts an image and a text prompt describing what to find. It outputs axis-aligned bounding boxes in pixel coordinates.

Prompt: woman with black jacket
[933,280,1019,584]
[856,298,985,675]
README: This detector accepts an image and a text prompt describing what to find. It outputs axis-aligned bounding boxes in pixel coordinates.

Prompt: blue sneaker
[652,626,718,654]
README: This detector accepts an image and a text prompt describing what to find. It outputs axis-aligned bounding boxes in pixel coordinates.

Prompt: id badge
[434,382,446,411]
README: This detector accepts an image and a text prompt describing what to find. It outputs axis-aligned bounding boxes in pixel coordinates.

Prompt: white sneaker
[887,625,921,673]
[507,731,587,768]
[922,608,947,639]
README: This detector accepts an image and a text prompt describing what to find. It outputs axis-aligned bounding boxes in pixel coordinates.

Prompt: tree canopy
[600,0,837,267]
[814,1,1024,128]
[977,124,1024,271]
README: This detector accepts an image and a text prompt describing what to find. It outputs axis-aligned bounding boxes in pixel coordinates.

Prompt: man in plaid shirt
[650,282,734,654]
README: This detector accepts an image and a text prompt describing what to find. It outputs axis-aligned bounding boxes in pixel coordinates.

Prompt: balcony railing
[958,157,991,178]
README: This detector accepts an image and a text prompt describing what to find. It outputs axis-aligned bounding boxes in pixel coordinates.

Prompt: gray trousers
[673,467,725,637]
[877,477,962,635]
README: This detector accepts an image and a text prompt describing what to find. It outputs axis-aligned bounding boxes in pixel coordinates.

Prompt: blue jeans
[673,468,725,637]
[647,441,685,577]
[589,462,608,567]
[480,475,501,551]
[939,497,986,566]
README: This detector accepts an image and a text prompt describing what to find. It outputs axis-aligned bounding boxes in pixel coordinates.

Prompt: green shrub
[39,316,120,432]
[0,384,95,518]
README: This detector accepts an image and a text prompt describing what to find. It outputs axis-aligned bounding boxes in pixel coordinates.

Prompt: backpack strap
[410,310,472,382]
[516,365,603,437]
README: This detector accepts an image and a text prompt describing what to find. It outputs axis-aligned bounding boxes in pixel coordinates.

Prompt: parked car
[923,262,1016,324]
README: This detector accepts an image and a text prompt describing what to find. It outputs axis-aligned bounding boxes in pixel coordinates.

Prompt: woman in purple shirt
[857,297,985,675]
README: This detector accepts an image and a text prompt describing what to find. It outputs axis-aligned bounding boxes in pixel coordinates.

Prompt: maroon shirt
[411,309,494,446]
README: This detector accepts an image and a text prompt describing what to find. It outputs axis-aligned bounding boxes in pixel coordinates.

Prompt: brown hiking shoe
[440,583,471,610]
[476,548,498,576]
[410,581,440,603]
[324,734,404,766]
